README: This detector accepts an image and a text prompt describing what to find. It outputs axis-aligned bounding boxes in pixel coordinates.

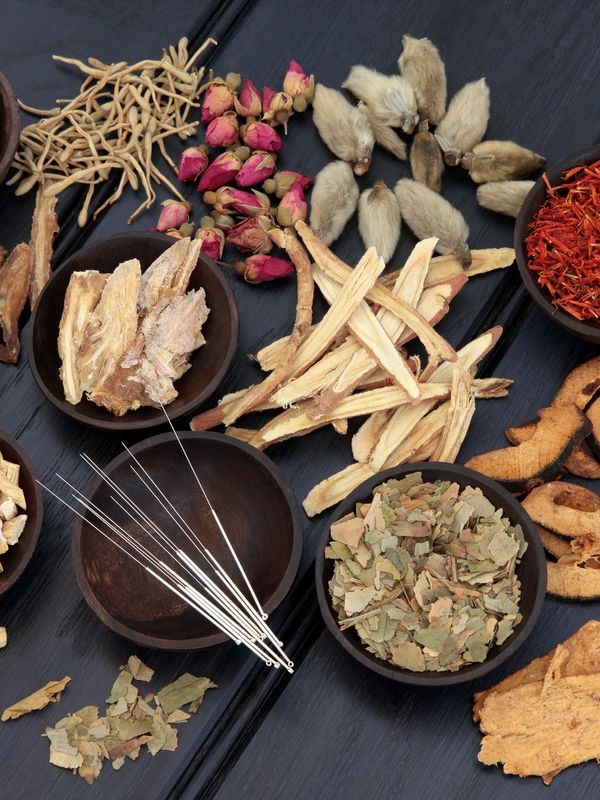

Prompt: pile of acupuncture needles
[39,409,293,673]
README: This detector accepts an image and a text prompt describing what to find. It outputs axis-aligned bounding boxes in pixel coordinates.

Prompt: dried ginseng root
[310,161,359,245]
[397,34,447,124]
[461,140,545,183]
[410,120,444,192]
[357,180,401,262]
[474,621,600,783]
[477,180,534,218]
[0,243,33,364]
[435,78,490,165]
[342,66,418,133]
[312,85,375,175]
[394,178,470,266]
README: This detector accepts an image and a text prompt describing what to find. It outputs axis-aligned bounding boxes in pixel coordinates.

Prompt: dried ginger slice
[475,621,600,782]
[29,185,59,306]
[0,243,33,364]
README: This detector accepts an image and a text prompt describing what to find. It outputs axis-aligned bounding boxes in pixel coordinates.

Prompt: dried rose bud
[207,186,270,217]
[195,227,225,260]
[156,199,191,232]
[276,183,307,227]
[197,151,243,192]
[211,210,235,231]
[262,86,276,114]
[177,147,209,182]
[243,254,294,283]
[242,121,282,153]
[201,79,236,123]
[234,78,262,118]
[225,72,241,90]
[262,178,277,194]
[226,215,273,254]
[205,112,239,147]
[236,151,277,187]
[283,60,315,105]
[263,91,293,129]
[271,170,312,198]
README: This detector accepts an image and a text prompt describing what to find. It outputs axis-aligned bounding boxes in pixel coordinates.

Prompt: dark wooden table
[2,1,600,797]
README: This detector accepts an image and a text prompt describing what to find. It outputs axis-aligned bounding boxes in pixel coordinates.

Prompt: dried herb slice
[522,481,600,538]
[547,561,600,599]
[586,396,600,460]
[536,526,571,560]
[466,406,589,491]
[565,441,600,479]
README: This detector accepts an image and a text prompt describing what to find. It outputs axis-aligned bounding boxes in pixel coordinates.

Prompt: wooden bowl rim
[515,144,600,343]
[72,430,304,650]
[315,461,546,686]
[0,70,20,184]
[0,429,43,596]
[27,231,239,431]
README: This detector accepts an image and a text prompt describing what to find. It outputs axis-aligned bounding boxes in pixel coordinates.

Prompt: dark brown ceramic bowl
[0,430,43,596]
[316,462,546,686]
[28,232,238,431]
[72,431,303,650]
[0,71,20,184]
[515,145,600,343]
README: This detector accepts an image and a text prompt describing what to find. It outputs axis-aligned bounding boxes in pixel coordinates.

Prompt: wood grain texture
[2,0,600,798]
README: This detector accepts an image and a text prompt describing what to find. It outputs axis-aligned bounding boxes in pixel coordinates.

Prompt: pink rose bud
[156,199,191,232]
[242,121,282,153]
[282,60,315,105]
[226,215,273,254]
[263,91,294,129]
[210,187,270,217]
[276,183,307,227]
[195,227,225,260]
[205,112,239,147]
[196,151,242,192]
[243,254,294,283]
[272,170,313,198]
[262,86,276,114]
[234,78,262,118]
[177,147,209,182]
[236,151,277,187]
[201,79,236,123]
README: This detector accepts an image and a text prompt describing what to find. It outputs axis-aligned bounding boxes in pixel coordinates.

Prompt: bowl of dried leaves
[28,232,239,430]
[0,71,19,184]
[0,430,43,596]
[515,145,600,343]
[316,462,546,685]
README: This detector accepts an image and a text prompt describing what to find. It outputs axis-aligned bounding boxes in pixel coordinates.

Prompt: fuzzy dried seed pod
[362,106,407,160]
[435,78,490,166]
[397,34,447,125]
[476,180,534,217]
[394,178,470,266]
[342,66,418,133]
[313,84,375,175]
[310,161,359,245]
[410,120,444,192]
[358,180,401,262]
[461,140,545,183]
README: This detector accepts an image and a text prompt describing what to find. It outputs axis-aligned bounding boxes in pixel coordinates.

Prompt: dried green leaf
[156,674,216,716]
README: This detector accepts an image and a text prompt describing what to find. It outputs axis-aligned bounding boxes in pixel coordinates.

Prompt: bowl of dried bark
[0,71,19,184]
[316,462,546,686]
[0,430,43,597]
[72,431,303,650]
[28,232,239,431]
[515,145,600,344]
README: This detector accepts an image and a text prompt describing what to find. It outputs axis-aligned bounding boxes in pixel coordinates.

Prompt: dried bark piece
[380,247,515,290]
[139,237,202,313]
[430,368,475,462]
[465,406,590,491]
[522,481,600,538]
[476,180,534,218]
[296,221,456,366]
[352,410,392,462]
[547,561,600,599]
[564,441,600,479]
[1,677,70,721]
[0,243,33,364]
[29,185,59,306]
[537,526,571,560]
[58,271,108,404]
[75,259,141,394]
